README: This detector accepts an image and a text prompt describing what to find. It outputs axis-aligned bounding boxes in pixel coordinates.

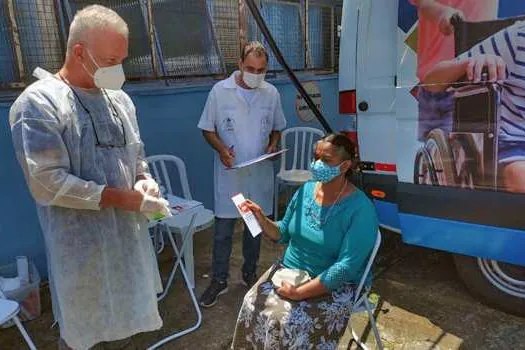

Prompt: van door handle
[358,101,369,112]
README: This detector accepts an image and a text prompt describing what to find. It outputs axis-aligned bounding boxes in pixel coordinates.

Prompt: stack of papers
[168,195,202,215]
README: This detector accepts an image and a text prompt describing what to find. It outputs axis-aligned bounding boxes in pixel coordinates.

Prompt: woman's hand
[244,199,265,221]
[277,277,329,301]
[276,281,302,301]
[244,199,282,241]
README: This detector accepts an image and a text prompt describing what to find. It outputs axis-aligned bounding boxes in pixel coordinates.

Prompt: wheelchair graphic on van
[414,15,525,190]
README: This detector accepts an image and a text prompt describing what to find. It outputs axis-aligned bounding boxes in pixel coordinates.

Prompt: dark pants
[212,217,262,282]
[417,87,454,142]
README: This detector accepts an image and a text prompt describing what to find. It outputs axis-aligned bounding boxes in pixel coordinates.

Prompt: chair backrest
[146,154,192,200]
[279,127,325,173]
[454,15,525,56]
[353,230,382,303]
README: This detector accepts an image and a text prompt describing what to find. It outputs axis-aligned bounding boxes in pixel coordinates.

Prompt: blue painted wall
[0,74,352,278]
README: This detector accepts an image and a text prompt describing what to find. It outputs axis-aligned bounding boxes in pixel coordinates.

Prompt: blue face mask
[310,159,341,183]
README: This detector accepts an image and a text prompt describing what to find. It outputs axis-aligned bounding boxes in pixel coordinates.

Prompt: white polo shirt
[198,71,287,218]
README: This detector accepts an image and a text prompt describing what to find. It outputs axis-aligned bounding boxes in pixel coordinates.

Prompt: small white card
[231,193,263,237]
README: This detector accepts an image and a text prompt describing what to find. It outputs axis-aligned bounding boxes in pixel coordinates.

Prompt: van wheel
[454,254,525,316]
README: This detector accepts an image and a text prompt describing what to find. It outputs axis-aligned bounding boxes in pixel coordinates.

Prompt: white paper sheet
[231,193,262,237]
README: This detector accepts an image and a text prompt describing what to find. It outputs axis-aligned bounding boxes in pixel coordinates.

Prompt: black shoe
[199,280,228,308]
[241,272,257,288]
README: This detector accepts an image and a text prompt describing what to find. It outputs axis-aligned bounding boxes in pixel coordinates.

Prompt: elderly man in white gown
[9,5,170,350]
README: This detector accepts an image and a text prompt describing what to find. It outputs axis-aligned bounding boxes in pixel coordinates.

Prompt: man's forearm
[269,130,281,149]
[100,187,143,212]
[202,130,228,154]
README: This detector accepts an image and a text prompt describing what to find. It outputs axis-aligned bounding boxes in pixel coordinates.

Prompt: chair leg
[13,315,37,350]
[157,213,197,301]
[157,229,165,254]
[365,298,384,350]
[350,323,370,350]
[151,226,165,255]
[148,217,203,349]
[147,257,202,350]
[182,228,195,289]
[155,226,165,254]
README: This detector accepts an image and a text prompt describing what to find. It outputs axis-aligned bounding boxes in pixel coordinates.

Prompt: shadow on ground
[1,222,524,350]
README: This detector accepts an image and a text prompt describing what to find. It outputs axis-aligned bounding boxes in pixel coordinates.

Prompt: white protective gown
[9,76,162,349]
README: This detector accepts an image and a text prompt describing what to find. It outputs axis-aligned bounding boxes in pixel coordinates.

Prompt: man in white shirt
[198,41,286,307]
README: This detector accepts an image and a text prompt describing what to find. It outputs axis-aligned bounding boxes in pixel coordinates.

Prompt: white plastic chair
[274,127,325,219]
[146,155,215,289]
[0,290,37,350]
[349,230,384,350]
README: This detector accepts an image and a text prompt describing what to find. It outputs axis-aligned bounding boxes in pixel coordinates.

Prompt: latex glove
[134,178,160,197]
[140,194,172,220]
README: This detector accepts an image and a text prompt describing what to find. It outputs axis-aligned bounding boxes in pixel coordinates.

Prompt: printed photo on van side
[399,0,525,193]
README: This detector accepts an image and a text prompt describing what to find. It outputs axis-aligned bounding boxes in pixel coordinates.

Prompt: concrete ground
[1,223,525,350]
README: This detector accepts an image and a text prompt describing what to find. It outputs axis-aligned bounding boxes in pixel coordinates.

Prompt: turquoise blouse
[277,181,378,290]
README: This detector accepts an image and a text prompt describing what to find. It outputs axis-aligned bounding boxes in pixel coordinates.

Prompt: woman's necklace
[318,179,347,226]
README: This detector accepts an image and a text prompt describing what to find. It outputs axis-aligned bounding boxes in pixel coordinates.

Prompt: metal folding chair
[147,155,214,289]
[147,205,203,350]
[349,230,384,350]
[145,155,215,349]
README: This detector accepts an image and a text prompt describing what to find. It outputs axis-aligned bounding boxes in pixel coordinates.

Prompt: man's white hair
[67,5,128,54]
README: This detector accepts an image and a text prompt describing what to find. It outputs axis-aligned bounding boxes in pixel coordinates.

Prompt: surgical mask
[242,71,265,88]
[310,159,341,183]
[83,50,126,90]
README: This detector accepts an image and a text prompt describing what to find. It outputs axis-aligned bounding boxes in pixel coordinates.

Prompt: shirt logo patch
[261,115,271,132]
[221,117,236,132]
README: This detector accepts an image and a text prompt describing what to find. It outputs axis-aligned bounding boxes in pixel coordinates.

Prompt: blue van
[338,0,525,315]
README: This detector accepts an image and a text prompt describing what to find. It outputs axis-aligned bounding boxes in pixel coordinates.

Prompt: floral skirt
[231,265,356,350]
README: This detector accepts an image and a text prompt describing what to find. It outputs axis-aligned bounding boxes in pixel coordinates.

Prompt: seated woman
[231,134,378,349]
